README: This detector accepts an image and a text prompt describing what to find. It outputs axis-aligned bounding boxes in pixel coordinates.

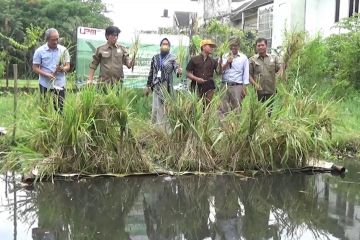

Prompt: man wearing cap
[249,38,283,116]
[88,26,134,85]
[186,39,218,105]
[219,36,249,115]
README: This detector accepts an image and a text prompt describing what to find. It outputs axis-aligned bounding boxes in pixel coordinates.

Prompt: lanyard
[159,54,168,70]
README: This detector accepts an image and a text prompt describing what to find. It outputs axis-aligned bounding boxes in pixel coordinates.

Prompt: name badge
[117,49,121,53]
[156,71,161,78]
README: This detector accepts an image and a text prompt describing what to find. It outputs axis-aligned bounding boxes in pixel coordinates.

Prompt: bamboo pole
[12,64,18,144]
[5,62,9,89]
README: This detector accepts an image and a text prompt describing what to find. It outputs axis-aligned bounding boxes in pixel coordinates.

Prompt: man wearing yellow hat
[186,39,218,106]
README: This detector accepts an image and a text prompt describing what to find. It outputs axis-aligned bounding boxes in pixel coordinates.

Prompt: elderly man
[249,38,283,116]
[219,36,249,115]
[88,26,134,85]
[32,28,70,112]
[186,39,218,106]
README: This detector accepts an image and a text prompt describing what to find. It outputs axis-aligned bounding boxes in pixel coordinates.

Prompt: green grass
[0,79,38,89]
[0,92,36,133]
[331,93,360,153]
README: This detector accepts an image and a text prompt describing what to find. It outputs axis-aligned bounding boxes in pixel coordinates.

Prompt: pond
[0,159,359,240]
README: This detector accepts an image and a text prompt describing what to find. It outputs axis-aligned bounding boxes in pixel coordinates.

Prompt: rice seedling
[176,36,187,70]
[190,35,202,56]
[130,32,140,72]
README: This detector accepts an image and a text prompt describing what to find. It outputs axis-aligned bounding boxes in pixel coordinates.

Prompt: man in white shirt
[220,37,249,115]
[33,28,70,113]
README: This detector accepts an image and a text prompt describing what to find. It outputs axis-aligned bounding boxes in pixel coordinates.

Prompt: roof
[174,11,195,28]
[244,0,273,10]
[231,0,273,21]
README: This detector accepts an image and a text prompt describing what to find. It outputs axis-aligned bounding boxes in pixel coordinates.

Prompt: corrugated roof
[231,0,273,21]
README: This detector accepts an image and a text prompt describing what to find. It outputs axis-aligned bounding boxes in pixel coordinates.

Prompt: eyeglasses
[49,38,59,41]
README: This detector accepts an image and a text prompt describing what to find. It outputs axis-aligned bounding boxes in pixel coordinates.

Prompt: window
[335,0,340,22]
[349,0,360,17]
[257,4,273,50]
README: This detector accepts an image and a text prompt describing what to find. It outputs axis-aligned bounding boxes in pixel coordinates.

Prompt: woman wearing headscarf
[146,38,182,129]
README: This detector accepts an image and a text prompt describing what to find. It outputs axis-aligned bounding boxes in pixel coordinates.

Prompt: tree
[0,0,113,78]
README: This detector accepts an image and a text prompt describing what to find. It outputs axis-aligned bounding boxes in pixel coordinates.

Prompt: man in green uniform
[249,38,283,115]
[88,26,134,85]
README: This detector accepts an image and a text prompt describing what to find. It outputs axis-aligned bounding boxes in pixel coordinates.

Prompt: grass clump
[2,86,151,176]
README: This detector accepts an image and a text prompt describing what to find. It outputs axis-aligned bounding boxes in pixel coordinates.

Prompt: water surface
[1,160,359,240]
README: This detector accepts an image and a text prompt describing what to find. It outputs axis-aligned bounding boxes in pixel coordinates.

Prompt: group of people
[32,26,283,121]
[185,36,283,116]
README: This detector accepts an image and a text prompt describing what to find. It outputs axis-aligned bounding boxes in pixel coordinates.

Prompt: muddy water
[0,160,359,240]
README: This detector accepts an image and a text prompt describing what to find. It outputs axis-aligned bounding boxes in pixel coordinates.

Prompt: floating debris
[0,127,7,135]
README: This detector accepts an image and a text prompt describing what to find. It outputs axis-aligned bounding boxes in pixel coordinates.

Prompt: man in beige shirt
[249,38,283,116]
[88,26,133,85]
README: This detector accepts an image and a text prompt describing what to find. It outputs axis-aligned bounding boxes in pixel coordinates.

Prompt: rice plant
[177,36,187,70]
[214,84,333,172]
[130,32,140,72]
[281,29,307,71]
[0,79,335,176]
[149,90,221,172]
[3,86,151,177]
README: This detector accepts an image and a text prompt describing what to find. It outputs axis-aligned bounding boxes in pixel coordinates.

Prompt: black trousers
[258,93,274,117]
[39,84,65,113]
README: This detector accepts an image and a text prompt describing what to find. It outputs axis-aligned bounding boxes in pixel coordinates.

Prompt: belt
[222,82,243,86]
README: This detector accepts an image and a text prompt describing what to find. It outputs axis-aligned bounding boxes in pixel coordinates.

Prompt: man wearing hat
[219,36,249,115]
[186,39,218,106]
[88,26,134,85]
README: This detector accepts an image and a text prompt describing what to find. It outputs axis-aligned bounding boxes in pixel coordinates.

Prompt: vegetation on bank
[0,81,333,177]
[282,13,360,153]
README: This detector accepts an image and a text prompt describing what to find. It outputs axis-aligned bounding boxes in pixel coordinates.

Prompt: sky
[102,0,200,34]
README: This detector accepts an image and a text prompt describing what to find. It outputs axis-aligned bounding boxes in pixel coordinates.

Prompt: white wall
[305,0,351,36]
[272,0,291,49]
[102,0,201,33]
[272,0,351,49]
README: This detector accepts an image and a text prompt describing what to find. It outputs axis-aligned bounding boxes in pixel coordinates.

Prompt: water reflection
[0,161,360,240]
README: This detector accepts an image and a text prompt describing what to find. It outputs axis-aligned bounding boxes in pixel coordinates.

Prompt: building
[189,0,249,24]
[230,0,274,48]
[272,0,360,49]
[208,0,359,51]
[173,11,198,34]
